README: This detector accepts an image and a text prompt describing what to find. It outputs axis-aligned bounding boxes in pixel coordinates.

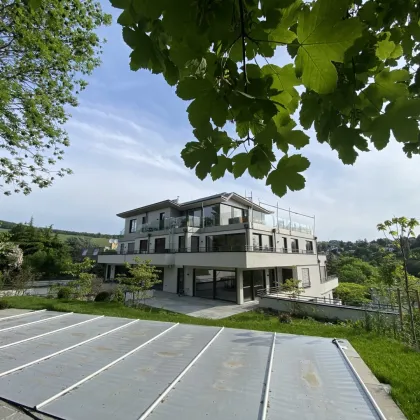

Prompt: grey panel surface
[0,311,64,331]
[0,316,131,375]
[40,324,221,420]
[147,328,273,420]
[0,320,174,407]
[267,334,379,420]
[0,313,97,347]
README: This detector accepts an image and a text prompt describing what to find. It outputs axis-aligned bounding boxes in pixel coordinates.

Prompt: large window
[194,269,237,302]
[306,240,314,253]
[191,236,200,252]
[187,208,202,227]
[301,268,310,287]
[252,234,273,251]
[139,239,148,253]
[203,204,220,227]
[291,238,299,253]
[283,237,288,252]
[206,233,246,251]
[252,211,265,225]
[127,242,135,254]
[178,235,185,251]
[129,219,137,233]
[154,238,166,253]
[219,204,248,225]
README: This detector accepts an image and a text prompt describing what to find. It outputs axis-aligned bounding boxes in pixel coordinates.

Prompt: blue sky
[1,1,420,240]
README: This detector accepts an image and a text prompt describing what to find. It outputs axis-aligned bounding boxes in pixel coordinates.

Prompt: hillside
[0,220,121,247]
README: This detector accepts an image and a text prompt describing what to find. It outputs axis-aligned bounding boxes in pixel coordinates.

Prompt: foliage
[57,286,72,300]
[113,0,420,197]
[333,282,371,306]
[94,291,111,302]
[0,0,111,195]
[0,236,23,271]
[111,287,125,303]
[378,217,420,349]
[278,312,292,324]
[282,278,304,298]
[0,299,10,309]
[61,258,96,299]
[117,258,161,305]
[329,256,379,284]
[66,236,93,261]
[7,220,71,278]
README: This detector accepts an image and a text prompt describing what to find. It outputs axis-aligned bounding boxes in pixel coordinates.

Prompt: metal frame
[332,339,387,420]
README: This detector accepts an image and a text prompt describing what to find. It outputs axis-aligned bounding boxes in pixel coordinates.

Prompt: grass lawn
[3,296,420,420]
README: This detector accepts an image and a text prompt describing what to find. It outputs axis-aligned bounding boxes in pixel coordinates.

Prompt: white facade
[98,193,338,304]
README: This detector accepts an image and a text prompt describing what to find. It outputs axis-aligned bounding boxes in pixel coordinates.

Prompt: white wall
[184,267,194,296]
[163,267,177,293]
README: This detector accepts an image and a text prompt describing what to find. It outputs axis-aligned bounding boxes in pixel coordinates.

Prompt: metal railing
[258,286,342,305]
[101,246,316,256]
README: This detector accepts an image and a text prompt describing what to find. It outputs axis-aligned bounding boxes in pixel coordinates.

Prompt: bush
[279,312,292,324]
[111,288,125,303]
[57,286,72,300]
[94,291,111,302]
[0,299,10,309]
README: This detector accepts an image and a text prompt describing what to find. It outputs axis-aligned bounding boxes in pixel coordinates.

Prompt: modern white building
[98,192,338,304]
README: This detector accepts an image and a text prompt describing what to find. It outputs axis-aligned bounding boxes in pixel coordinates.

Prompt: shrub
[57,286,72,300]
[94,291,111,302]
[111,288,125,303]
[279,312,292,324]
[0,299,10,309]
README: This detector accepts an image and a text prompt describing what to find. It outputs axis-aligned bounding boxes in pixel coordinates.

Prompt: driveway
[145,291,259,319]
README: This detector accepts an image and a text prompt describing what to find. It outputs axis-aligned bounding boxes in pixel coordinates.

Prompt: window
[155,238,166,253]
[291,238,299,253]
[129,219,137,233]
[206,234,246,251]
[302,268,310,287]
[119,243,125,254]
[253,234,273,250]
[191,236,200,252]
[141,216,146,224]
[127,242,135,253]
[252,210,266,224]
[178,235,185,251]
[283,237,288,252]
[306,241,314,253]
[203,204,220,227]
[139,239,148,253]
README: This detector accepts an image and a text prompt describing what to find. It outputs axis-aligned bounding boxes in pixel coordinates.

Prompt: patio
[144,291,259,319]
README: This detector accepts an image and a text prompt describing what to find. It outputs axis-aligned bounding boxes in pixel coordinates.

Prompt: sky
[1,2,420,241]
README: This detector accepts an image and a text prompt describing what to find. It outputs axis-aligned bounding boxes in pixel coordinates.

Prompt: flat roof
[0,310,385,420]
[116,192,272,218]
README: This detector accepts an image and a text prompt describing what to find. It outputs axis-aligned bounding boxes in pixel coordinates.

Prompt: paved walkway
[145,291,259,319]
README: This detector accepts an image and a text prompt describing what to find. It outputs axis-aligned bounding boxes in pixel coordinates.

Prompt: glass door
[177,268,184,294]
[191,236,199,252]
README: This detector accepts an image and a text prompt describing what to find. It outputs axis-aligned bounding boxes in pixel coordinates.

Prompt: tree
[113,0,420,197]
[8,221,71,278]
[378,217,420,348]
[328,255,378,284]
[0,0,111,195]
[117,258,161,305]
[66,236,93,261]
[60,257,96,299]
[334,283,371,306]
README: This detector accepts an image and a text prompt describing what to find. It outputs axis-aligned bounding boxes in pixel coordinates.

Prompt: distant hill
[0,220,121,247]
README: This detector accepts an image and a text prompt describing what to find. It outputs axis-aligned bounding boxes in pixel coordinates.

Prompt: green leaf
[286,130,310,149]
[376,38,403,60]
[236,121,250,139]
[296,0,363,94]
[163,59,179,86]
[211,155,232,180]
[187,90,228,128]
[300,92,319,129]
[248,145,276,179]
[392,118,419,143]
[266,154,310,197]
[367,115,391,150]
[330,126,369,164]
[110,0,131,9]
[176,78,212,100]
[132,0,164,20]
[118,10,136,26]
[374,69,409,101]
[232,153,250,178]
[181,141,218,180]
[262,64,300,113]
[122,27,138,49]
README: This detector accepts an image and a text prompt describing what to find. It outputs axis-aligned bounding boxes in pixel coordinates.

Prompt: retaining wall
[259,296,398,322]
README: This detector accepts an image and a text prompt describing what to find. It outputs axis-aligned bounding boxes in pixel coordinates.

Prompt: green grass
[3,296,420,420]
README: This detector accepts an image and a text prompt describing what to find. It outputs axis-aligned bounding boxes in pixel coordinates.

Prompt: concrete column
[184,266,194,296]
[110,265,116,280]
[236,268,244,304]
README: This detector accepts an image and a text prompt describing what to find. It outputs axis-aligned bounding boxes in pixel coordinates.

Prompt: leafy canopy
[113,0,420,197]
[0,0,111,195]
